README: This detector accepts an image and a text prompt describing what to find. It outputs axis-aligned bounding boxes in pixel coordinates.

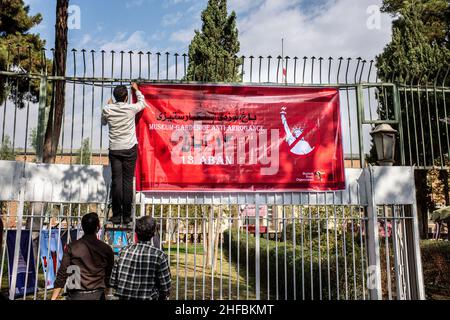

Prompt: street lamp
[370,124,398,166]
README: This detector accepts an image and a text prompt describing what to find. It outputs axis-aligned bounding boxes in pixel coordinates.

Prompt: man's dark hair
[113,85,128,103]
[81,212,100,235]
[135,216,156,242]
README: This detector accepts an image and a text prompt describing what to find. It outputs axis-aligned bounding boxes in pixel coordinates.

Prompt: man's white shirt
[102,90,147,151]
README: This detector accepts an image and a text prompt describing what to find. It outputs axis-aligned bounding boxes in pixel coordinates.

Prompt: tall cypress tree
[377,1,450,83]
[375,1,450,162]
[186,0,241,82]
[381,0,449,46]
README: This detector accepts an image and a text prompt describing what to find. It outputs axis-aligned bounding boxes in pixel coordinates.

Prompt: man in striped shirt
[110,216,171,300]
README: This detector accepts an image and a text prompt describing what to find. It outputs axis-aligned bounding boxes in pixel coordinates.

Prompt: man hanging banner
[135,84,345,191]
[6,230,37,298]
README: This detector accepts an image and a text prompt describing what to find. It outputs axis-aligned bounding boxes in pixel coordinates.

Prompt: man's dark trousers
[109,144,138,220]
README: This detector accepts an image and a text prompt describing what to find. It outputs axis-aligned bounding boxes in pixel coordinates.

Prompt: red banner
[134,84,345,191]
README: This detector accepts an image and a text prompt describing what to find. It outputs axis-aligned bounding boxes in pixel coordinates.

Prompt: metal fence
[0,200,370,300]
[0,47,429,300]
[0,196,421,300]
[2,49,450,169]
[0,47,423,167]
[0,163,423,300]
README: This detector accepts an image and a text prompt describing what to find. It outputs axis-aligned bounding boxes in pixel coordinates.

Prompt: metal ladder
[101,178,137,254]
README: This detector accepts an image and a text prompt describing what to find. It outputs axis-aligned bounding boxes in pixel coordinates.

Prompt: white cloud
[228,0,266,14]
[99,31,150,52]
[236,0,391,60]
[150,30,167,42]
[96,23,104,33]
[126,0,145,8]
[162,12,183,26]
[162,0,195,9]
[165,0,391,63]
[170,28,196,44]
[79,34,92,47]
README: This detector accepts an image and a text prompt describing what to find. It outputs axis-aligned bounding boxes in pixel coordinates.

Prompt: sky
[23,0,393,61]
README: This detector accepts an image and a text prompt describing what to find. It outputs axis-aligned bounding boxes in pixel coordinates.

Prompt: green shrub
[283,222,364,256]
[223,228,366,300]
[420,240,450,299]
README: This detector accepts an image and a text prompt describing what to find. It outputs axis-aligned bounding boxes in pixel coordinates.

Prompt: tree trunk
[43,0,68,163]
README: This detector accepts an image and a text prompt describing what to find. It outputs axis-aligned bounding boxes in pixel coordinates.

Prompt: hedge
[420,240,450,300]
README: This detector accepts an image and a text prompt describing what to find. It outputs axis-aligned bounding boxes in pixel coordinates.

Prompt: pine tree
[0,135,15,160]
[377,1,450,83]
[381,0,449,45]
[29,127,38,152]
[0,0,51,109]
[186,0,241,82]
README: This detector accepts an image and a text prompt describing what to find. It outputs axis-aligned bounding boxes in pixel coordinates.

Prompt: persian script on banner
[134,84,345,191]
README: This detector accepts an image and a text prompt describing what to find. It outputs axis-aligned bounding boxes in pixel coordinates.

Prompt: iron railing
[0,47,417,168]
[0,162,424,301]
[0,198,419,300]
[0,47,431,301]
[1,48,449,169]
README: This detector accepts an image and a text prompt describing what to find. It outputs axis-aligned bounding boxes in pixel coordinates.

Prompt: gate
[0,48,430,300]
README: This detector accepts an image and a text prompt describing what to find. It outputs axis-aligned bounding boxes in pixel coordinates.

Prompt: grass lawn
[166,249,260,300]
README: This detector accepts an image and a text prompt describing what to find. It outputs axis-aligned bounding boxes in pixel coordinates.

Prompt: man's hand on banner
[131,82,139,91]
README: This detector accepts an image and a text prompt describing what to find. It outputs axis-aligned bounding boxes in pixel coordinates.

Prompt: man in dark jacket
[51,212,114,300]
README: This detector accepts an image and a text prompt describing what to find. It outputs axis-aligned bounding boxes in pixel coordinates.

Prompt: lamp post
[370,124,398,166]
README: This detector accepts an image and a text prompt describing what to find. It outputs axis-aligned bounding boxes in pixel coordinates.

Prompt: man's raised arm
[130,82,148,113]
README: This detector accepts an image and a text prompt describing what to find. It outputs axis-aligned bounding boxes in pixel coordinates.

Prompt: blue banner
[107,231,128,253]
[60,229,79,250]
[39,229,63,289]
[6,230,37,298]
